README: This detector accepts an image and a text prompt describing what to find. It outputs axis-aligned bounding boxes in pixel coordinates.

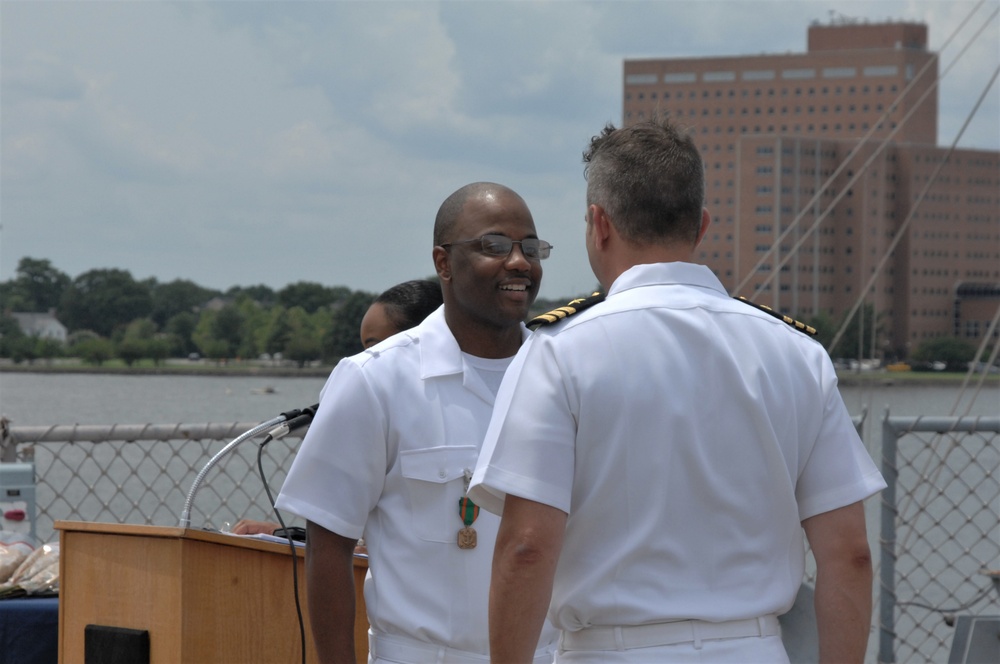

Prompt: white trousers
[555,634,790,664]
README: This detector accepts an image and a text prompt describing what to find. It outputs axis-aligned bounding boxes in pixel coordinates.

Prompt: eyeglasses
[440,234,553,260]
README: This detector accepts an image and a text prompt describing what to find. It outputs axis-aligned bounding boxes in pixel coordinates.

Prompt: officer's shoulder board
[527,292,606,330]
[528,291,816,337]
[735,296,817,336]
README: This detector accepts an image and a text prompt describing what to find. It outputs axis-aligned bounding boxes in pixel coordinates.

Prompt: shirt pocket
[399,445,478,543]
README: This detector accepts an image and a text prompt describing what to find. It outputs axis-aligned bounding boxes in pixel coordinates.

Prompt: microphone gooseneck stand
[177,404,317,528]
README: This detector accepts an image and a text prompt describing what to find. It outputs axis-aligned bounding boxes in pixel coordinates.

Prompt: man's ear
[590,204,613,250]
[432,246,452,282]
[694,208,711,247]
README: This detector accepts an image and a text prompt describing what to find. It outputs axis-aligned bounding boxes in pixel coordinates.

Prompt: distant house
[10,310,68,344]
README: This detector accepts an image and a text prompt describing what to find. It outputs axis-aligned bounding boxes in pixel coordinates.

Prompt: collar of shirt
[416,306,529,381]
[608,262,728,299]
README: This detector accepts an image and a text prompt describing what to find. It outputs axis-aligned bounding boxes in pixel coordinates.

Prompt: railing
[2,413,998,663]
[877,415,1000,663]
[1,420,306,545]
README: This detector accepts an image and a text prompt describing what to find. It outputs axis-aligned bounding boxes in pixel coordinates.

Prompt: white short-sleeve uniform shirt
[470,263,886,633]
[276,307,555,657]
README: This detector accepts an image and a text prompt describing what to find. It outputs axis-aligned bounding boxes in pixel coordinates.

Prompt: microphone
[177,403,317,528]
[266,403,319,440]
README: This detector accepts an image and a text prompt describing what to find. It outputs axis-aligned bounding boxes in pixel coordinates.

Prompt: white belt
[559,615,781,651]
[370,631,554,664]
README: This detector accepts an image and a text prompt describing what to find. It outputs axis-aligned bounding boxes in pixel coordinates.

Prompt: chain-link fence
[2,413,998,662]
[877,415,1000,663]
[1,420,306,545]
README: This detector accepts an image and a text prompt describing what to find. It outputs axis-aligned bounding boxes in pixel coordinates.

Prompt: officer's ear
[433,245,452,283]
[694,208,711,248]
[589,204,613,250]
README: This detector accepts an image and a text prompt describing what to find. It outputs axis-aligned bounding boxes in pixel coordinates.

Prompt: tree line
[0,257,577,368]
[0,257,400,367]
[0,256,981,370]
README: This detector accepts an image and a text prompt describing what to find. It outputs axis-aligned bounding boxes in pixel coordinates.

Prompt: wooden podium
[56,521,369,664]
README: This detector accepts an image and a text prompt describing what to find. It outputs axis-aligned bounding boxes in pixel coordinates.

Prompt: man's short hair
[583,117,705,246]
[433,182,524,246]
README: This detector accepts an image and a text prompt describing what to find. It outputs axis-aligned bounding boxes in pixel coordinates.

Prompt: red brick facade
[623,21,998,356]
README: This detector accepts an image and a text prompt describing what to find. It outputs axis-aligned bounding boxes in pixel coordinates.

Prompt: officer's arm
[490,495,567,663]
[305,520,360,664]
[802,501,873,664]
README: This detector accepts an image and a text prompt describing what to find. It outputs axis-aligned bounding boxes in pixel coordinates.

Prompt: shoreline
[2,362,996,387]
[0,360,332,379]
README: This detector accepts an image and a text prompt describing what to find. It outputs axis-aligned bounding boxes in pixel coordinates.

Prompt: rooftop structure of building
[623,18,999,357]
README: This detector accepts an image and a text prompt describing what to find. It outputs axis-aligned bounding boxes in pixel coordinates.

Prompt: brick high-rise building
[623,19,999,358]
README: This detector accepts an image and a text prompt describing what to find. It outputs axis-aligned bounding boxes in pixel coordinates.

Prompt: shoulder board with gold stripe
[528,292,816,337]
[735,296,817,336]
[528,292,606,330]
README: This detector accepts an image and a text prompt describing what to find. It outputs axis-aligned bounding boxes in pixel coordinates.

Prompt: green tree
[322,291,375,361]
[264,306,293,356]
[192,305,245,360]
[35,337,64,365]
[278,306,325,367]
[277,281,339,314]
[225,284,277,307]
[124,317,158,341]
[197,338,231,362]
[3,257,71,313]
[0,315,26,357]
[10,337,39,364]
[805,311,838,352]
[285,327,323,368]
[912,337,977,371]
[146,336,171,366]
[74,336,115,366]
[165,311,198,356]
[828,303,882,360]
[67,329,100,348]
[234,296,267,359]
[0,281,17,313]
[192,311,218,359]
[117,338,148,367]
[214,306,244,356]
[59,269,153,337]
[115,318,160,366]
[150,279,219,327]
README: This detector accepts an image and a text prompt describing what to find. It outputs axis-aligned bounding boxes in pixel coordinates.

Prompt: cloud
[1,0,996,301]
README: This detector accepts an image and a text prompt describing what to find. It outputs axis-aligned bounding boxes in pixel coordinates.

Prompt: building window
[783,68,816,80]
[863,65,899,77]
[822,66,856,79]
[663,72,697,84]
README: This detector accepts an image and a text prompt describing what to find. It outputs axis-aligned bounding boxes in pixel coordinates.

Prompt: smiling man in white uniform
[276,182,556,663]
[469,120,886,664]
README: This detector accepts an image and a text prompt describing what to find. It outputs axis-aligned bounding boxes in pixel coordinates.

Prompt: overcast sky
[3,0,997,300]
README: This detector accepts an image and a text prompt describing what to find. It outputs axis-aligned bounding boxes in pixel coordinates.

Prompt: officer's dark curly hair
[583,116,705,246]
[375,279,443,331]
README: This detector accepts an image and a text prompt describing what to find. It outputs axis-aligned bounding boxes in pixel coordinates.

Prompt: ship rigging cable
[736,0,996,299]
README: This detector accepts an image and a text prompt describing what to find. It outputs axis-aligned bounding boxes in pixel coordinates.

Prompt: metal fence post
[878,412,899,663]
[1,417,17,462]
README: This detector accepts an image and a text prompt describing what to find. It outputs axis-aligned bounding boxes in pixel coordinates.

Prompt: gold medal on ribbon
[457,525,477,549]
[457,496,479,550]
